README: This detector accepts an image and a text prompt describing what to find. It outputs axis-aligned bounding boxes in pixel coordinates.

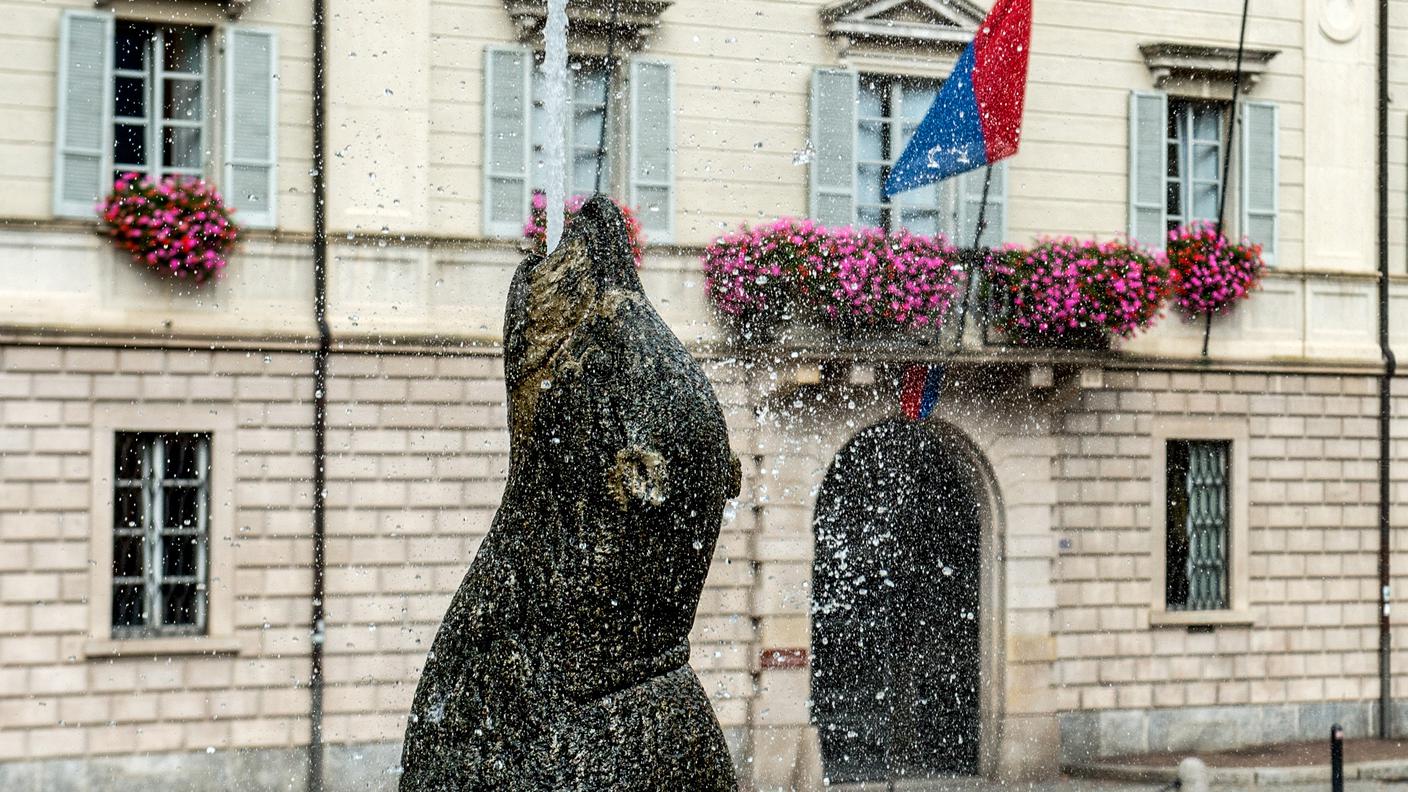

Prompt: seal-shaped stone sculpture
[399,196,740,791]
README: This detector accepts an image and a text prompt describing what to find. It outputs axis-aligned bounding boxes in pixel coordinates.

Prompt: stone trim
[820,0,985,50]
[1139,42,1280,92]
[92,0,253,22]
[85,403,240,658]
[1059,701,1406,763]
[502,0,671,50]
[1148,417,1252,625]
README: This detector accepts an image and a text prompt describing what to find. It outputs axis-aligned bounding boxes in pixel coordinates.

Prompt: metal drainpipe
[308,0,332,785]
[1376,0,1396,741]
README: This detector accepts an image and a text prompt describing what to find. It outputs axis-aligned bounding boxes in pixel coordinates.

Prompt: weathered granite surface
[399,196,740,791]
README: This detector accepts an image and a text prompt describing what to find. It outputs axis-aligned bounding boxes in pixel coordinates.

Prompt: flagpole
[1203,0,1252,358]
[947,164,995,356]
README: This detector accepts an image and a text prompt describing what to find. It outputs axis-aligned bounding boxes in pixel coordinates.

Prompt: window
[53,10,279,225]
[1165,100,1225,234]
[1128,91,1278,259]
[1163,439,1230,611]
[1149,420,1250,627]
[857,75,942,234]
[111,432,211,638]
[113,22,209,184]
[810,68,1006,246]
[531,60,611,198]
[482,46,675,241]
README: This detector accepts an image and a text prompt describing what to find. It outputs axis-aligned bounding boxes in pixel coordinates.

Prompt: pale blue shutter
[225,28,279,228]
[958,162,1007,248]
[483,45,532,237]
[630,58,674,242]
[1128,91,1168,247]
[1240,101,1278,263]
[53,10,113,218]
[810,68,857,227]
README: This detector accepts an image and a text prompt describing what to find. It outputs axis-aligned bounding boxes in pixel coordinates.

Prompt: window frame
[111,431,212,639]
[85,404,242,658]
[855,72,948,235]
[1148,418,1253,628]
[111,21,213,184]
[1164,98,1227,234]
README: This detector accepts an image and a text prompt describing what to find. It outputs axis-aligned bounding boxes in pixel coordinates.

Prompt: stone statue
[399,196,740,791]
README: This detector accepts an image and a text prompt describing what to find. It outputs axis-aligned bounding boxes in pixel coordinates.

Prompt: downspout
[308,0,332,785]
[1377,0,1396,741]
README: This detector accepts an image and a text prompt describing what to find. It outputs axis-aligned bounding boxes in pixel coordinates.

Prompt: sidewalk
[1059,738,1408,789]
[827,776,1406,792]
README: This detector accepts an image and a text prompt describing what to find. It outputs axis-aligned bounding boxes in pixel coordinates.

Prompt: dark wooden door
[811,420,982,782]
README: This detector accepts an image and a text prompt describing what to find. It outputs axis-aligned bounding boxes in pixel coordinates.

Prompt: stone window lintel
[503,0,673,50]
[1140,42,1280,92]
[93,0,252,21]
[820,0,986,52]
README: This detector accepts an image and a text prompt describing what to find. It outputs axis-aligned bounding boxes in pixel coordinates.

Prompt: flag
[899,364,945,421]
[883,0,1033,197]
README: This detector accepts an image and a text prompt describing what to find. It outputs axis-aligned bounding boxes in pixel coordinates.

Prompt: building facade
[2,0,1408,789]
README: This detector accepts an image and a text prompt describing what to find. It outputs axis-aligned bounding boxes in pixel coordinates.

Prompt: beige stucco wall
[1,0,1406,362]
[3,0,1408,786]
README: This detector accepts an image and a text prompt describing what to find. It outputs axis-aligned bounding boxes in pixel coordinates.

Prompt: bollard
[1331,724,1344,792]
[1178,757,1210,792]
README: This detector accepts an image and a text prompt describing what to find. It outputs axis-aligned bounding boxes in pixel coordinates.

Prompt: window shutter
[224,27,279,229]
[630,58,674,242]
[1128,90,1168,247]
[53,10,113,218]
[483,45,532,238]
[957,162,1007,248]
[810,68,857,227]
[1240,100,1278,263]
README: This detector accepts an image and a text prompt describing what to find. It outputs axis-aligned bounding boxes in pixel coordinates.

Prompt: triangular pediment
[820,0,986,47]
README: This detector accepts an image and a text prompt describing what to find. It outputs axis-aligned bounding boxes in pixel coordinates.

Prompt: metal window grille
[854,74,956,237]
[531,59,610,198]
[112,432,211,638]
[1165,100,1224,234]
[1165,440,1230,611]
[112,22,209,184]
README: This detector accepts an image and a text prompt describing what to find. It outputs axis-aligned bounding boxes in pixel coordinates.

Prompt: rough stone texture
[398,197,739,791]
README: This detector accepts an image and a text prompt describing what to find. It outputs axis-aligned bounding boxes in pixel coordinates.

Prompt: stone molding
[1139,42,1280,91]
[502,0,672,50]
[93,0,253,20]
[820,0,985,50]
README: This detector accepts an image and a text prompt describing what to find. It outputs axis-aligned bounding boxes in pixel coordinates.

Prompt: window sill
[83,635,246,659]
[1149,609,1256,628]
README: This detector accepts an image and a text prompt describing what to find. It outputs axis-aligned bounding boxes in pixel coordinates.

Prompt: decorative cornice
[502,0,672,50]
[820,0,986,50]
[1139,43,1281,90]
[93,0,253,20]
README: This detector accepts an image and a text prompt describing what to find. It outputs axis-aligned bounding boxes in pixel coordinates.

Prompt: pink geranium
[700,219,964,333]
[1166,221,1266,318]
[100,173,239,284]
[984,237,1170,345]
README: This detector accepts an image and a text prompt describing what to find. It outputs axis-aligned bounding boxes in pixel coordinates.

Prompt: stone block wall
[0,342,759,780]
[1051,366,1408,760]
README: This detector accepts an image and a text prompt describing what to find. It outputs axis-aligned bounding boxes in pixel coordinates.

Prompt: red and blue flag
[900,364,945,421]
[883,0,1033,197]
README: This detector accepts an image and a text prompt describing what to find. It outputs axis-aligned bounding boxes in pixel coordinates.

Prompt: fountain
[398,197,741,789]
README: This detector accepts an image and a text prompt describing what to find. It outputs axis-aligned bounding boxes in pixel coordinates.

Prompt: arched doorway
[811,419,984,783]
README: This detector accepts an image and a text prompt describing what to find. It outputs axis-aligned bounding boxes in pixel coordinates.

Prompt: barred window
[1164,439,1231,611]
[112,432,211,637]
